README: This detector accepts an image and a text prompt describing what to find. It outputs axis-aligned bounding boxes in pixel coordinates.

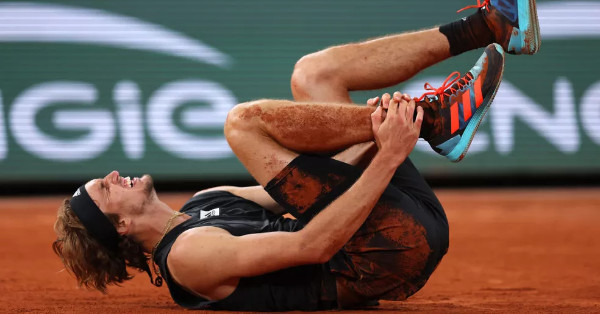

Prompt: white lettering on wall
[581,81,600,146]
[9,82,115,161]
[0,91,6,160]
[114,81,144,159]
[491,79,579,154]
[2,77,595,161]
[147,80,236,159]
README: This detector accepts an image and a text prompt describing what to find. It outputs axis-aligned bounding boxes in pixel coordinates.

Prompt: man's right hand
[370,91,423,166]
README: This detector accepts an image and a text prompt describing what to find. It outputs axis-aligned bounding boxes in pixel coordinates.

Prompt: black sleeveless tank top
[153,191,338,311]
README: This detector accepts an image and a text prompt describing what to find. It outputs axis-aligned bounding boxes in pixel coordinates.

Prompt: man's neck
[129,200,190,253]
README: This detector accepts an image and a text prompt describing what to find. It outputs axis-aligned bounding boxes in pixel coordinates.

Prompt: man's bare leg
[290,28,449,166]
[291,28,451,103]
[224,98,402,186]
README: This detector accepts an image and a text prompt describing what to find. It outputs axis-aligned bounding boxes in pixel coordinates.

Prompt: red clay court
[1,188,599,313]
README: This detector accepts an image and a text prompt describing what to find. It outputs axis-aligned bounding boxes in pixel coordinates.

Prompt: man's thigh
[265,154,362,224]
[265,154,443,224]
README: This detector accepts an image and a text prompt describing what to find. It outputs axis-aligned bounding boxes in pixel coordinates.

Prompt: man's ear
[116,217,131,235]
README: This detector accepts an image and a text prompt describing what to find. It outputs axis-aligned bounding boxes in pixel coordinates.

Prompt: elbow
[297,232,337,264]
[315,249,335,264]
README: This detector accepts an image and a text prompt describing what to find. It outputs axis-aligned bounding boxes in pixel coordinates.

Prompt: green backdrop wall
[0,0,598,182]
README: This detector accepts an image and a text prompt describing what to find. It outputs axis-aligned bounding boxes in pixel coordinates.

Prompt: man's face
[85,171,156,216]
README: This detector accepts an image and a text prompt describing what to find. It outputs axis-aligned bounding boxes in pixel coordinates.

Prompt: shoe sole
[510,0,541,54]
[446,44,505,162]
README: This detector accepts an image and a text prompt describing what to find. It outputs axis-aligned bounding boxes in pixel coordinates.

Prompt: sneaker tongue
[418,97,441,141]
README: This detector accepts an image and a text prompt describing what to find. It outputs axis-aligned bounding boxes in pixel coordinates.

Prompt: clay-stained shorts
[265,155,449,301]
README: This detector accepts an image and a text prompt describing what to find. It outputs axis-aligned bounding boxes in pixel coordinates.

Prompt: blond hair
[52,198,150,292]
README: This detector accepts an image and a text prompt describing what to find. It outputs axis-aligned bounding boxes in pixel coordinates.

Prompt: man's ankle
[439,9,495,56]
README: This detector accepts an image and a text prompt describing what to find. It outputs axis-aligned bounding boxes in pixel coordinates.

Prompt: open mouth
[120,175,139,188]
[111,171,145,189]
[124,177,133,188]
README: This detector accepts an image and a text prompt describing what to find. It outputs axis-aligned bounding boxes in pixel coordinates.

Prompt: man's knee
[291,50,340,98]
[224,101,264,143]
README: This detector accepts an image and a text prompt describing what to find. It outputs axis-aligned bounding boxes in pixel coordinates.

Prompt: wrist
[371,149,407,170]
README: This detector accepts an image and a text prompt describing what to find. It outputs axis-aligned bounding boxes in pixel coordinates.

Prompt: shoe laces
[417,71,474,102]
[457,0,490,13]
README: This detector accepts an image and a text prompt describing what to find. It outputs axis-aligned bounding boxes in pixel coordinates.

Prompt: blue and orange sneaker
[417,44,505,162]
[458,0,541,55]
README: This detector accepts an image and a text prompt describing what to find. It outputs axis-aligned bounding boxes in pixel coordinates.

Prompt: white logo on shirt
[200,207,220,219]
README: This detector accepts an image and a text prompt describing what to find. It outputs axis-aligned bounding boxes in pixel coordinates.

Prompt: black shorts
[265,155,449,301]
